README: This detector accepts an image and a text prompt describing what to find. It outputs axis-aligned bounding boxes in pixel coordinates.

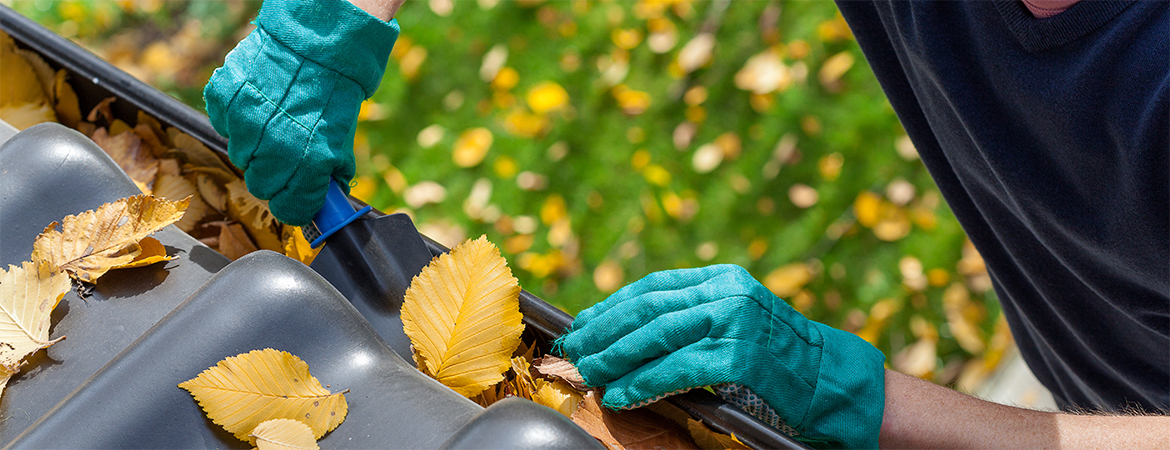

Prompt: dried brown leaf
[571,391,699,450]
[91,128,159,193]
[532,355,589,391]
[31,195,189,282]
[209,221,259,261]
[86,97,115,124]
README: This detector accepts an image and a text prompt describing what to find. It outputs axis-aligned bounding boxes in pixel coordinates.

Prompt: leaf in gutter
[250,419,319,450]
[53,70,81,128]
[570,391,699,450]
[401,235,524,398]
[31,195,189,283]
[687,419,749,450]
[532,354,589,391]
[0,260,70,396]
[178,348,347,442]
[91,128,159,193]
[283,227,319,266]
[532,378,583,418]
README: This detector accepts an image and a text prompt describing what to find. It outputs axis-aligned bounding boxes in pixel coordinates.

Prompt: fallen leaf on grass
[401,235,524,398]
[0,260,70,397]
[31,195,189,283]
[178,348,347,442]
[250,418,319,450]
[571,391,699,450]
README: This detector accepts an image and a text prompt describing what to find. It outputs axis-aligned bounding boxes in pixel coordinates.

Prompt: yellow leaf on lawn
[250,419,319,450]
[401,235,524,398]
[0,260,70,376]
[91,128,159,193]
[687,419,749,450]
[178,348,347,442]
[453,127,493,168]
[111,236,174,270]
[31,195,189,283]
[763,263,812,299]
[527,81,569,114]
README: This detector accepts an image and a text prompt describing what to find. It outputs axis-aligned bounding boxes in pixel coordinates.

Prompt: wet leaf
[178,348,347,442]
[31,195,189,282]
[401,236,524,398]
[250,419,319,450]
[0,260,70,388]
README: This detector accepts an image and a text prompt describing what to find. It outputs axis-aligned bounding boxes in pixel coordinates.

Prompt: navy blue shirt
[836,1,1168,411]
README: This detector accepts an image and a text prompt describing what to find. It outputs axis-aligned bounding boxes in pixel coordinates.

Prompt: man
[204,0,1168,447]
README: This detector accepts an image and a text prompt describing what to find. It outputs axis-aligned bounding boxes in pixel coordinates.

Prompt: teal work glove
[204,0,399,226]
[556,265,885,449]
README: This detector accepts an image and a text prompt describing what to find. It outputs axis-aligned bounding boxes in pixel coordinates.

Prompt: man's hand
[347,0,406,21]
[204,0,399,226]
[556,265,886,448]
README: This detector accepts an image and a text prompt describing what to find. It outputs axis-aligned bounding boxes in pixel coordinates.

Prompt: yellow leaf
[526,81,569,114]
[91,128,159,193]
[853,191,883,228]
[111,236,174,270]
[453,127,493,168]
[0,260,70,377]
[225,179,282,252]
[818,51,855,88]
[687,419,750,450]
[209,221,259,261]
[401,236,524,398]
[0,102,56,130]
[763,263,812,299]
[178,348,347,442]
[194,172,230,213]
[53,70,81,128]
[0,31,50,108]
[31,195,189,283]
[152,171,211,232]
[533,379,583,418]
[282,226,320,266]
[250,419,319,450]
[503,110,549,138]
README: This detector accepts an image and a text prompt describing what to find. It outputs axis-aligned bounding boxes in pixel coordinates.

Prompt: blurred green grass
[10,0,1010,389]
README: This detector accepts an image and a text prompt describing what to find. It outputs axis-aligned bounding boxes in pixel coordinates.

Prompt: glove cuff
[805,323,886,449]
[257,0,400,97]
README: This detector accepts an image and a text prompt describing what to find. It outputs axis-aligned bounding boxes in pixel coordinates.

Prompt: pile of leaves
[0,30,318,268]
[0,195,189,398]
[400,235,745,449]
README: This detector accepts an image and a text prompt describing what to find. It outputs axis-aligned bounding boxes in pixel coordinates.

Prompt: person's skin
[881,370,1170,448]
[336,0,1169,447]
[346,0,406,21]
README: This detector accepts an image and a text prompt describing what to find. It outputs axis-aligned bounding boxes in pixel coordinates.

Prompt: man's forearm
[880,370,1169,449]
[347,0,406,21]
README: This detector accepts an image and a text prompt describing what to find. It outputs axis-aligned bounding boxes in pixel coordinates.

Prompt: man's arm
[347,0,406,21]
[881,370,1170,449]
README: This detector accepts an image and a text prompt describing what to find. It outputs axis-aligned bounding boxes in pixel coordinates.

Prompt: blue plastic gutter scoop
[303,179,373,248]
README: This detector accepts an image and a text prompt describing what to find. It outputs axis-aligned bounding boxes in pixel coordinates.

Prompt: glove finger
[598,339,740,410]
[561,266,764,361]
[574,299,739,387]
[571,265,743,329]
[204,30,262,138]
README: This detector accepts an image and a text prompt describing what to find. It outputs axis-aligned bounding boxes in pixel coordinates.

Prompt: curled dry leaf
[0,260,71,398]
[178,348,347,442]
[207,220,259,261]
[250,419,319,450]
[532,355,589,391]
[91,128,159,194]
[401,235,524,398]
[31,195,189,283]
[571,391,699,450]
[112,236,174,270]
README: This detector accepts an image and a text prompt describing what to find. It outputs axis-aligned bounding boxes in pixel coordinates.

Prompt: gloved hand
[556,264,886,449]
[204,0,399,226]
